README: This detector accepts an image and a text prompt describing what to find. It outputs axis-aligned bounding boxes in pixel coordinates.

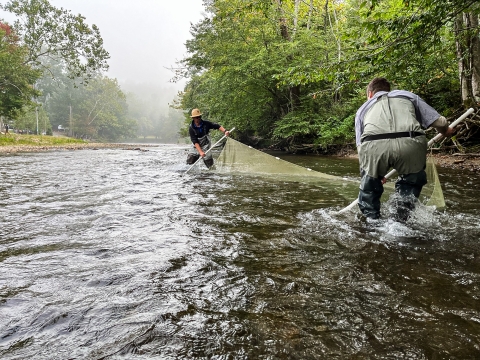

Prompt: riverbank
[0,142,156,154]
[2,140,479,172]
[429,153,480,171]
[0,133,159,154]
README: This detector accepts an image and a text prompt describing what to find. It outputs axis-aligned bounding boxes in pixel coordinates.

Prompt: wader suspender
[190,123,211,148]
[361,95,425,144]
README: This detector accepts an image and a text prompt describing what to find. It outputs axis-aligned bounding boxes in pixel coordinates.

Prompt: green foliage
[273,111,323,139]
[316,114,356,146]
[175,0,478,150]
[176,0,364,147]
[0,26,40,118]
[344,0,478,113]
[1,0,109,81]
[14,105,51,134]
[0,133,84,146]
[0,1,149,144]
[273,104,358,147]
[72,77,136,141]
[46,76,136,141]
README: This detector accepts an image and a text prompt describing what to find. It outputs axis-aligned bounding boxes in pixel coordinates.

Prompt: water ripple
[0,147,480,358]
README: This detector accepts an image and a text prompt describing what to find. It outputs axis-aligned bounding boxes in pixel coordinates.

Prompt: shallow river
[1,145,479,359]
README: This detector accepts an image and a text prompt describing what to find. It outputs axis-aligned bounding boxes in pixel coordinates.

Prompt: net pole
[184,127,235,175]
[333,108,474,215]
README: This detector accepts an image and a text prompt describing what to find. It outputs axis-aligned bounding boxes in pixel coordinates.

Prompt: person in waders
[355,77,455,220]
[187,108,230,169]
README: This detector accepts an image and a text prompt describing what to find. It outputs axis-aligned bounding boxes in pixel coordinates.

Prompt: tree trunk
[471,13,480,102]
[275,0,290,41]
[293,0,300,37]
[307,0,313,30]
[275,0,301,111]
[455,12,480,107]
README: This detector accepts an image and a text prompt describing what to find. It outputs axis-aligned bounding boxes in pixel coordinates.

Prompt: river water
[1,145,479,359]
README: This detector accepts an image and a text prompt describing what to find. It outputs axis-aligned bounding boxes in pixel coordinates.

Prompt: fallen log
[452,153,480,157]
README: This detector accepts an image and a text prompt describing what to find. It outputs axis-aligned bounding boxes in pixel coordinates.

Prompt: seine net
[422,157,445,209]
[214,138,445,210]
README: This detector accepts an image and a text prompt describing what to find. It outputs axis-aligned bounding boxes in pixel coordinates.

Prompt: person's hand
[381,177,387,185]
[443,127,456,138]
[199,151,206,158]
[225,130,230,137]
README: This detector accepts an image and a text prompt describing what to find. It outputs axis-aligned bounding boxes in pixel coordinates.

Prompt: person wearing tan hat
[187,108,230,168]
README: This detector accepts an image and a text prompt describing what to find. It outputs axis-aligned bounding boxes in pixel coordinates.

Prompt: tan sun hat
[190,108,202,118]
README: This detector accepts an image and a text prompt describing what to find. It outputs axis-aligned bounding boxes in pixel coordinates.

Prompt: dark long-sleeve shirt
[189,120,220,145]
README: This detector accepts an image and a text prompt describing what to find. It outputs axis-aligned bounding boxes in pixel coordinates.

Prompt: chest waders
[187,134,214,168]
[357,96,428,220]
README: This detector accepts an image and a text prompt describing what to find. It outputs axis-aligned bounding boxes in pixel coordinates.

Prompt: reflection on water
[1,146,479,359]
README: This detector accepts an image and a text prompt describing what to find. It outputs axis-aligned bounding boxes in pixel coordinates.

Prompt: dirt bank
[429,153,480,172]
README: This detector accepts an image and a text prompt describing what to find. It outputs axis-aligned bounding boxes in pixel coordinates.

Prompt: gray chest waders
[358,97,427,219]
[186,135,213,167]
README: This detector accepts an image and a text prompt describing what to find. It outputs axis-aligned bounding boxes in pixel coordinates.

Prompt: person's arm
[430,116,456,137]
[189,126,205,157]
[194,142,205,157]
[218,126,230,137]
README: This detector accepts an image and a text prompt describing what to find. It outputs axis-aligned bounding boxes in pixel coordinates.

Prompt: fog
[1,0,205,106]
[47,0,205,91]
[0,0,206,142]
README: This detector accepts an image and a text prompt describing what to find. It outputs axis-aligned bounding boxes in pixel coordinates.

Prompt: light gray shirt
[355,90,441,146]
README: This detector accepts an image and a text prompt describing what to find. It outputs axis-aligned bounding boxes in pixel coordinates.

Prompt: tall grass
[0,134,86,146]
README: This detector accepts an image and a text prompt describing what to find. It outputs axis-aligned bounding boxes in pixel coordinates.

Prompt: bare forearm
[219,126,230,136]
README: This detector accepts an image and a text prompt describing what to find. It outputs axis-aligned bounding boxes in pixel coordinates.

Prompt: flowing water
[1,145,479,359]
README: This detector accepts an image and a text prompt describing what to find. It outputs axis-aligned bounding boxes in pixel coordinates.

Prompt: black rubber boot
[358,173,384,219]
[394,170,427,221]
[393,195,416,222]
[203,158,214,169]
[186,153,200,165]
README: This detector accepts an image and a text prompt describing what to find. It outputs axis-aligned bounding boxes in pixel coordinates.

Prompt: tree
[176,0,357,149]
[73,77,136,140]
[156,107,184,143]
[1,0,109,81]
[47,76,136,141]
[0,22,40,120]
[455,11,480,106]
[14,104,50,134]
[126,92,154,140]
[176,0,479,151]
[347,0,479,109]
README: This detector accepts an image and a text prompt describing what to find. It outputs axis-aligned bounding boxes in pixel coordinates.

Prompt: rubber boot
[358,173,384,219]
[203,158,214,169]
[186,153,200,165]
[394,170,427,221]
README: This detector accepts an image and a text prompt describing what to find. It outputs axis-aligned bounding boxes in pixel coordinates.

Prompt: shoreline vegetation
[0,133,156,154]
[1,134,479,171]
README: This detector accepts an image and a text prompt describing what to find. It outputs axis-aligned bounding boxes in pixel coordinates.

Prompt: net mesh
[422,157,445,209]
[214,138,445,210]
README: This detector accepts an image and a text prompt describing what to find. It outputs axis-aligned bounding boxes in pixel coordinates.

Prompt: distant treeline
[0,0,182,143]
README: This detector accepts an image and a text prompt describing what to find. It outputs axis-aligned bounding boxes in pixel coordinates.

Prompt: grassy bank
[0,133,86,147]
[0,133,157,154]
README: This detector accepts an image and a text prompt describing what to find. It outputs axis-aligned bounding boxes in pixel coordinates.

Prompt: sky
[1,0,206,91]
